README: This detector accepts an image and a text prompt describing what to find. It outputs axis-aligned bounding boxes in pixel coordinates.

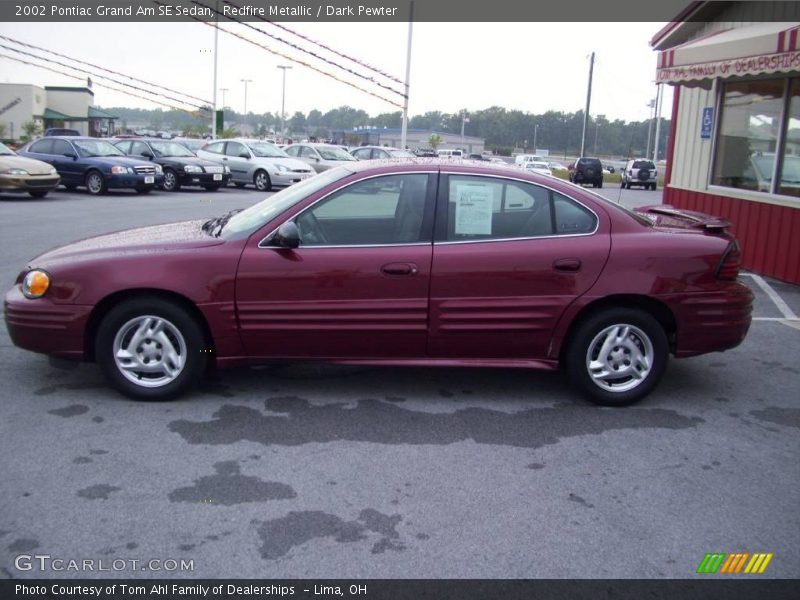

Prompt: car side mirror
[314,157,320,162]
[239,153,250,159]
[273,221,300,249]
[63,152,77,159]
[142,152,154,160]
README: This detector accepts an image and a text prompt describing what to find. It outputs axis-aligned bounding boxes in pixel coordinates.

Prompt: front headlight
[22,269,50,299]
[5,168,29,176]
[154,165,163,174]
[111,166,128,174]
[184,165,202,173]
[275,164,289,173]
[49,167,57,175]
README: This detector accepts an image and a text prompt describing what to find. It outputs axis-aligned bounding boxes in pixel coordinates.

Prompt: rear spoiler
[634,204,731,233]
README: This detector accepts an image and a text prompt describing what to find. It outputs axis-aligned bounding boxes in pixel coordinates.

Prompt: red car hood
[30,220,224,265]
[634,205,731,233]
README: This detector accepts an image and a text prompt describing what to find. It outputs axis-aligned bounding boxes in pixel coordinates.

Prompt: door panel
[428,174,610,359]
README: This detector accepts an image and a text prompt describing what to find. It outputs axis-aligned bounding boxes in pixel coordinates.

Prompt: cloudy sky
[0,21,671,122]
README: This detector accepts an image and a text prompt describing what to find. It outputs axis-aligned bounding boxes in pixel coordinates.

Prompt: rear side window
[29,139,54,154]
[203,142,224,154]
[553,192,597,234]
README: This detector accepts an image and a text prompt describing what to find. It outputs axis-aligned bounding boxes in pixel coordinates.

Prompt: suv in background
[622,159,658,190]
[568,157,603,188]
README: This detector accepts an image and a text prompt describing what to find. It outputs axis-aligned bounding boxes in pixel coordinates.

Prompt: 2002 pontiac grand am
[4,160,753,406]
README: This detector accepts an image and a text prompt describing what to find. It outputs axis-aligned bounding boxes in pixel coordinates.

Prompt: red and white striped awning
[656,22,800,84]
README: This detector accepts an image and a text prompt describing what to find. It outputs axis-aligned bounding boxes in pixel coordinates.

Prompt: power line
[0,42,207,111]
[220,0,405,90]
[0,33,211,106]
[155,1,404,109]
[0,52,206,116]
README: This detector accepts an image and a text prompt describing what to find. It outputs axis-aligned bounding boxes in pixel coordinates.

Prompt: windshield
[150,141,195,157]
[74,139,124,157]
[317,146,357,161]
[0,142,14,155]
[248,142,289,158]
[222,168,352,237]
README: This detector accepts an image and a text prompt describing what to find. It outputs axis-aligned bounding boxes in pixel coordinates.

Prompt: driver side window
[295,174,430,246]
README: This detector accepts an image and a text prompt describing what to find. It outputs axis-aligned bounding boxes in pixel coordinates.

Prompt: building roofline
[44,86,95,96]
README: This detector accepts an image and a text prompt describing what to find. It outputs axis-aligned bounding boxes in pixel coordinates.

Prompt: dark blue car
[20,137,164,195]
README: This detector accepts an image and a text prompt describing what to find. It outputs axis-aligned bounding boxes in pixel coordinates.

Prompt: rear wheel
[85,170,107,195]
[597,179,603,188]
[254,169,272,192]
[29,191,48,198]
[652,182,658,191]
[625,181,631,190]
[565,308,668,406]
[95,297,208,401]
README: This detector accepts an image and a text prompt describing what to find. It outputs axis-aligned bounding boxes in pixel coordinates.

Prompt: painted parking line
[741,273,799,320]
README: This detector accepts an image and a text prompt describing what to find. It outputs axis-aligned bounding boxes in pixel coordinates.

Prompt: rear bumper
[667,282,754,357]
[4,286,91,360]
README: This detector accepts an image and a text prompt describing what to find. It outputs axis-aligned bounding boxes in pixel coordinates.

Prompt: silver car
[350,146,416,160]
[196,138,314,191]
[284,142,358,173]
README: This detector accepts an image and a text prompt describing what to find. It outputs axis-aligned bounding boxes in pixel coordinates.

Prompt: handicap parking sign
[701,107,713,139]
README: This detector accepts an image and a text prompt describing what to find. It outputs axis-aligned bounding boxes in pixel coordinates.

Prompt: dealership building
[653,2,800,284]
[0,83,118,138]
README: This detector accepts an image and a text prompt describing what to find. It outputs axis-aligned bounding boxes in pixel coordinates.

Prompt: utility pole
[645,97,656,158]
[277,66,291,140]
[400,1,414,150]
[533,123,538,152]
[211,0,219,138]
[579,51,594,157]
[653,84,663,162]
[460,110,468,150]
[241,78,252,126]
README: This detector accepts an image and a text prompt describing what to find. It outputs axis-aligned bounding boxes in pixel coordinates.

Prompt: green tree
[288,111,307,134]
[219,126,240,138]
[428,133,442,150]
[21,120,41,140]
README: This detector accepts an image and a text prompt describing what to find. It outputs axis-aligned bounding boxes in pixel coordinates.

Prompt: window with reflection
[778,79,800,198]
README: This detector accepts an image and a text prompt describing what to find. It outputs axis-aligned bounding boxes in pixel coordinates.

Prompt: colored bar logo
[697,553,773,574]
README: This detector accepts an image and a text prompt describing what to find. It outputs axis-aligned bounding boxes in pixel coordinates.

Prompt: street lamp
[241,78,252,124]
[277,65,291,140]
[219,87,229,109]
[533,124,538,152]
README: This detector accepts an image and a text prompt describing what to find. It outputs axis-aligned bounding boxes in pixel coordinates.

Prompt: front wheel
[162,168,180,192]
[85,170,107,195]
[95,297,208,400]
[254,170,272,192]
[565,308,668,406]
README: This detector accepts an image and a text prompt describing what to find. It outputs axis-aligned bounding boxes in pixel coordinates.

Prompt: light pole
[460,110,468,150]
[533,124,538,152]
[241,78,252,128]
[219,88,229,109]
[277,65,291,140]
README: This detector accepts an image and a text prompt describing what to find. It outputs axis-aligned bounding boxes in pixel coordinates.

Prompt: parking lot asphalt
[1,185,798,579]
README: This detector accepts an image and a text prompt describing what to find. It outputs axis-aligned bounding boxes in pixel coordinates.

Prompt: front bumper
[178,172,231,187]
[4,286,92,361]
[271,170,314,187]
[0,173,61,193]
[106,173,165,189]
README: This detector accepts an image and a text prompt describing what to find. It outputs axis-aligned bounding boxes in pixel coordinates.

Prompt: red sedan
[4,160,753,405]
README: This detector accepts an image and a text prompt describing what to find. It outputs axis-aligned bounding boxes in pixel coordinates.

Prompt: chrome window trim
[437,170,600,243]
[257,170,438,249]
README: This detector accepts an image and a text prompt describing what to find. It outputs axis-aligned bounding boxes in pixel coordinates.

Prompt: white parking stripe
[741,273,799,320]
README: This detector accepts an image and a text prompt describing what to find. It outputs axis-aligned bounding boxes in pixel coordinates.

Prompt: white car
[197,138,315,191]
[525,161,553,176]
[548,161,568,172]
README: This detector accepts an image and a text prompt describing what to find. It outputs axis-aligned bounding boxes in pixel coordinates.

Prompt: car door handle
[553,258,582,272]
[381,262,418,276]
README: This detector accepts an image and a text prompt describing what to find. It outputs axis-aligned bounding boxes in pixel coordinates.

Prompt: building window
[711,78,800,199]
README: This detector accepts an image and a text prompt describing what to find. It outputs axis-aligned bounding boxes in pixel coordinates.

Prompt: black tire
[625,181,631,190]
[203,184,221,191]
[162,168,180,192]
[29,191,48,198]
[254,169,272,192]
[652,182,658,191]
[234,182,246,189]
[620,179,625,189]
[565,307,668,406]
[85,170,107,195]
[95,297,208,401]
[597,179,603,188]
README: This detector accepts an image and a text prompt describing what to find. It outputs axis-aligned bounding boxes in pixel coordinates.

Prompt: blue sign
[701,107,714,139]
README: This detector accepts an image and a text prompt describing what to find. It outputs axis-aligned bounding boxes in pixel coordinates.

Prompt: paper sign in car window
[454,183,493,235]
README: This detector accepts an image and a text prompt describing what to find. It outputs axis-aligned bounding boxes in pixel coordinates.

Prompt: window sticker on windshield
[454,183,493,235]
